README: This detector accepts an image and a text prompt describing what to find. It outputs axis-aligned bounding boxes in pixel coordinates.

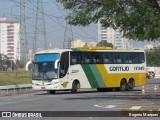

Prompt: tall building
[0,17,20,62]
[98,20,129,49]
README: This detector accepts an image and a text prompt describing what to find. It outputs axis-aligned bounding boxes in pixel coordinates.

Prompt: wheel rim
[72,82,79,93]
[128,80,134,90]
[74,84,78,92]
[120,81,126,91]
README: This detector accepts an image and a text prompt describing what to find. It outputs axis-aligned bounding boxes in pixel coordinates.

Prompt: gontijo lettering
[109,66,129,71]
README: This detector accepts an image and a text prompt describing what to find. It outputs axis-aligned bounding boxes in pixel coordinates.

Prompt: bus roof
[35,47,145,55]
[74,46,113,50]
[35,48,71,54]
[71,47,144,52]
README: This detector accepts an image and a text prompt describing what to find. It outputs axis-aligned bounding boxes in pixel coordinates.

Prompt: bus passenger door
[59,52,70,88]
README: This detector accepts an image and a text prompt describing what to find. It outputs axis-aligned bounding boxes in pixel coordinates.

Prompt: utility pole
[17,0,29,70]
[34,0,48,53]
[63,20,73,48]
[20,0,28,64]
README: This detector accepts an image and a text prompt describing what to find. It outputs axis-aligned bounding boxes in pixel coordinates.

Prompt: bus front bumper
[32,84,59,91]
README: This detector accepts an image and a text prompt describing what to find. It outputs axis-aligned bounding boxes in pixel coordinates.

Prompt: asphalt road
[0,78,160,120]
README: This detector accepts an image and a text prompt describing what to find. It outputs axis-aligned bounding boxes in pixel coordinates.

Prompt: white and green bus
[32,47,147,94]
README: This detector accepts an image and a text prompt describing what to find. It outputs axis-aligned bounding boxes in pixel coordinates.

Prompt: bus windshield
[32,62,58,80]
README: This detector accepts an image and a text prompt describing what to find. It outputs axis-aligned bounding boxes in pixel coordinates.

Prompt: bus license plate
[41,86,45,90]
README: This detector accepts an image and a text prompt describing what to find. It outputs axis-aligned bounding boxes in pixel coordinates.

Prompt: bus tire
[120,80,127,91]
[48,90,56,94]
[71,80,80,93]
[127,79,135,91]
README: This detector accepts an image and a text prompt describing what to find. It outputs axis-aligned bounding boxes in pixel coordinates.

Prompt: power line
[27,0,97,40]
[6,0,98,48]
[20,0,28,62]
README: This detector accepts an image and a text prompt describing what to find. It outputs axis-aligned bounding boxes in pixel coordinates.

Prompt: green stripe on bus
[71,48,87,51]
[89,65,106,88]
[81,64,99,88]
[71,48,79,51]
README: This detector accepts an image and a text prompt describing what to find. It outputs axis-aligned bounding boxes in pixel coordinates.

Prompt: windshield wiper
[34,72,43,79]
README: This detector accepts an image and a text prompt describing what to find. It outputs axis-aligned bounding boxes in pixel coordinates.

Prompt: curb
[0,84,34,97]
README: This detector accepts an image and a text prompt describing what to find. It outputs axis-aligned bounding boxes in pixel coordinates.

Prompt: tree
[16,60,25,69]
[146,46,160,66]
[96,40,113,48]
[57,0,160,41]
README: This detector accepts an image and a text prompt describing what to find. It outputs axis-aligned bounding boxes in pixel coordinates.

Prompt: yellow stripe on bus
[96,64,147,88]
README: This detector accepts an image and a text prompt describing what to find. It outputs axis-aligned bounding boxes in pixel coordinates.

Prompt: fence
[0,84,33,97]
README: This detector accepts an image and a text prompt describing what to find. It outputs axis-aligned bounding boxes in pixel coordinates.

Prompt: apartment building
[0,17,20,62]
[98,20,129,49]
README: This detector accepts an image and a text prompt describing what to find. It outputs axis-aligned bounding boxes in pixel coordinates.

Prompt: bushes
[0,70,31,86]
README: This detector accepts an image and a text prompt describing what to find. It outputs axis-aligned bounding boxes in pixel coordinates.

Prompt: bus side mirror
[54,59,59,69]
[25,60,32,71]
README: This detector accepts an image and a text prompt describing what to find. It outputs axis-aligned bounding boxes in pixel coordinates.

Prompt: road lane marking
[104,105,116,109]
[94,104,117,109]
[130,106,142,110]
[94,103,144,110]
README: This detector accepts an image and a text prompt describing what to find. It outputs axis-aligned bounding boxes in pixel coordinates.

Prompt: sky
[0,0,159,50]
[0,0,98,49]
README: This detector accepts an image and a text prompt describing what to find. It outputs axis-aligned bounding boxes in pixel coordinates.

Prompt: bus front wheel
[71,81,80,93]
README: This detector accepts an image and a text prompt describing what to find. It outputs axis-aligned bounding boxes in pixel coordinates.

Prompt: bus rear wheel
[71,81,80,93]
[120,80,127,91]
[127,80,135,91]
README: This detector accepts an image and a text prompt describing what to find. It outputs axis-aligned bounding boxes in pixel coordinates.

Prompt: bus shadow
[35,90,98,95]
[35,89,141,96]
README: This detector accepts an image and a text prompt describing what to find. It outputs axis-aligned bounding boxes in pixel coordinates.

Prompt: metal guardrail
[0,84,33,97]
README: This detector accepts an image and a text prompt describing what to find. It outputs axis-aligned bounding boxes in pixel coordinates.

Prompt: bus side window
[117,59,121,63]
[104,59,109,63]
[91,58,96,63]
[128,54,132,63]
[132,53,138,64]
[71,54,77,64]
[96,54,102,63]
[91,55,96,63]
[138,53,145,63]
[124,53,128,64]
[72,58,76,64]
[84,54,90,63]
[85,59,90,63]
[114,53,121,64]
[77,54,82,64]
[103,53,110,64]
